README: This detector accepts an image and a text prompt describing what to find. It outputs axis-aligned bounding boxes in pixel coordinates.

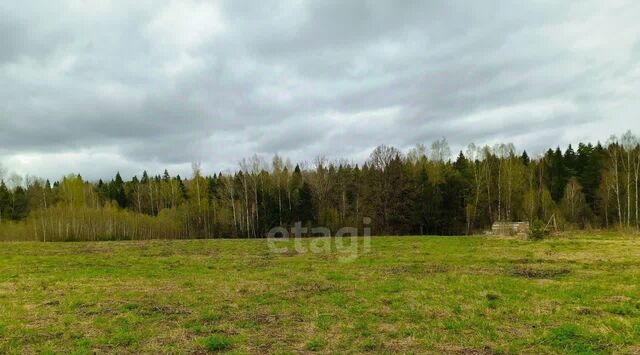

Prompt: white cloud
[0,0,639,180]
[145,0,225,51]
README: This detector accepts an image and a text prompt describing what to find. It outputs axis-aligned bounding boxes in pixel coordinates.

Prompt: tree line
[1,131,639,241]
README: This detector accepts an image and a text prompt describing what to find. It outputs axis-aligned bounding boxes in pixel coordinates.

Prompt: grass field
[1,234,639,354]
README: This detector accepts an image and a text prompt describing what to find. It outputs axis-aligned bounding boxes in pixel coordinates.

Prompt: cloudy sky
[1,0,640,180]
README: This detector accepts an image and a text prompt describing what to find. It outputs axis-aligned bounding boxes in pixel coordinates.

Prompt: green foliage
[529,219,547,240]
[0,135,638,240]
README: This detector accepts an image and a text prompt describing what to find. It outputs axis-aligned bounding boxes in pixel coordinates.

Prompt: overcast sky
[1,0,640,181]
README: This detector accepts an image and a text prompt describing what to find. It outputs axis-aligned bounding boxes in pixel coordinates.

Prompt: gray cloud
[1,0,639,180]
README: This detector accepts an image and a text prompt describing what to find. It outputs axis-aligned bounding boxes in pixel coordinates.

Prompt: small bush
[529,219,547,240]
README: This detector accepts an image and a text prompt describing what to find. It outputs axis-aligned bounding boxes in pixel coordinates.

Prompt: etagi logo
[267,218,372,263]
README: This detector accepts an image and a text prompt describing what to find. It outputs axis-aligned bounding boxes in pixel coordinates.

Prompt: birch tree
[272,154,284,226]
[621,131,636,227]
[607,135,624,227]
[562,177,587,225]
[239,159,251,238]
[465,143,483,233]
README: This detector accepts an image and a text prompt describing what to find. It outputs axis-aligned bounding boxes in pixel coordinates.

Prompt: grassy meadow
[1,233,639,354]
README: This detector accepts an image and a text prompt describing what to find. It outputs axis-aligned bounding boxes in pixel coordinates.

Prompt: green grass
[1,233,639,353]
[202,334,234,352]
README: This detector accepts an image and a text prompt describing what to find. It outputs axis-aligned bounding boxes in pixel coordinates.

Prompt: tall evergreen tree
[0,181,10,223]
[109,172,127,208]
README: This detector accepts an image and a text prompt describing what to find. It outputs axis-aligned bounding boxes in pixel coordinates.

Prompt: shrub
[529,219,547,240]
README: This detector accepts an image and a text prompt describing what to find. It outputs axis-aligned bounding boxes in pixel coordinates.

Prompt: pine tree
[548,147,567,202]
[520,150,530,166]
[110,172,127,208]
[298,181,315,226]
[0,181,10,223]
[11,186,28,220]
